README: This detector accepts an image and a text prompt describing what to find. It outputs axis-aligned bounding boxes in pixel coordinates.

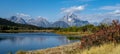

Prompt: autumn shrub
[80,20,120,49]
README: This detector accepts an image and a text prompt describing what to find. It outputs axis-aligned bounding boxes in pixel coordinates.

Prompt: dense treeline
[59,24,110,33]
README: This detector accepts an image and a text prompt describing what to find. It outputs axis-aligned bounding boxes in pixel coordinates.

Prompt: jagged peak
[36,16,48,21]
[64,13,78,19]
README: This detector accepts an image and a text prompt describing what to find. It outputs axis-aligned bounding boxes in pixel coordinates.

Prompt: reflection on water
[0,33,79,54]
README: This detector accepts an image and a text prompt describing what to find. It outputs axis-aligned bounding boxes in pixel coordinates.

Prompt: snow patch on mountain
[27,17,51,27]
[8,16,27,24]
[60,13,89,26]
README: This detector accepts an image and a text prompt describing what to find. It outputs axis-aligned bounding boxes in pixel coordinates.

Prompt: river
[0,32,80,54]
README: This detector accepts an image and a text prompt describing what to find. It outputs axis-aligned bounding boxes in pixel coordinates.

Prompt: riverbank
[16,42,120,54]
[0,30,55,33]
[16,42,81,54]
[56,31,93,36]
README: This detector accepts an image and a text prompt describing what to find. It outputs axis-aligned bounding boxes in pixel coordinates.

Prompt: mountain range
[4,12,120,28]
[6,13,89,28]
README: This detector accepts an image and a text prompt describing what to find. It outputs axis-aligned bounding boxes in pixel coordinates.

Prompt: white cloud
[61,5,85,14]
[86,4,120,23]
[108,10,120,16]
[99,4,120,10]
[114,10,120,14]
[17,13,30,17]
[79,10,120,23]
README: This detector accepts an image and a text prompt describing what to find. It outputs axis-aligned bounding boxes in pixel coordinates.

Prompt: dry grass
[16,42,120,54]
[76,43,120,54]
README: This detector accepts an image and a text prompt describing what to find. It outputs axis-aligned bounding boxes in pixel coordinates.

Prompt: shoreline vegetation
[16,20,120,54]
[56,31,93,36]
[0,30,92,37]
[0,29,51,33]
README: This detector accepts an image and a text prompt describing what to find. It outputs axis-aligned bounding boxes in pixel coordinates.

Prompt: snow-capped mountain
[8,16,27,24]
[52,21,69,28]
[60,13,89,27]
[8,16,51,27]
[7,13,90,28]
[27,17,51,27]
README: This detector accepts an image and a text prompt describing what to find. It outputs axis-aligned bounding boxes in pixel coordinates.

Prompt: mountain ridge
[6,13,90,28]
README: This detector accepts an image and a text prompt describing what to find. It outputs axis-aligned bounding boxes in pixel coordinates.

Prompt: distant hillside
[0,17,18,26]
[0,18,41,30]
[52,21,69,28]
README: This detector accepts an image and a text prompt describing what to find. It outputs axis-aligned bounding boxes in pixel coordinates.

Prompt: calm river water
[0,32,80,54]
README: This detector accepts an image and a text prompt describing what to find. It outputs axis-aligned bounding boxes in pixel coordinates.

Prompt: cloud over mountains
[99,4,120,10]
[61,5,85,14]
[17,13,31,17]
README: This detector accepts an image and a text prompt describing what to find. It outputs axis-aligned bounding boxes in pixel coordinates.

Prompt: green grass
[0,30,55,33]
[56,31,93,36]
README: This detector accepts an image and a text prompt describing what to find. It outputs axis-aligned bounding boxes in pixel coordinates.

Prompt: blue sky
[0,0,120,22]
